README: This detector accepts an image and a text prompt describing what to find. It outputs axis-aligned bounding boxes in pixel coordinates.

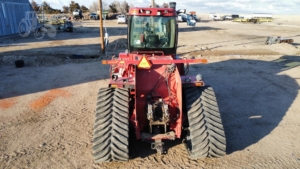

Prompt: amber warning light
[130,9,139,14]
[138,56,152,69]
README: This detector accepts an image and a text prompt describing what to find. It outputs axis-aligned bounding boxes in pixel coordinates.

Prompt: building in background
[0,0,34,37]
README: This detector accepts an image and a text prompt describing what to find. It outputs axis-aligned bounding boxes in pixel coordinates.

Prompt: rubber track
[184,86,226,159]
[93,88,129,162]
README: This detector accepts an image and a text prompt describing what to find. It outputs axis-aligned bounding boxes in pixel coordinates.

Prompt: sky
[33,0,299,15]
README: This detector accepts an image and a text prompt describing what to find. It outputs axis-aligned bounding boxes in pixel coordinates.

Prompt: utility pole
[98,0,105,54]
[151,0,155,8]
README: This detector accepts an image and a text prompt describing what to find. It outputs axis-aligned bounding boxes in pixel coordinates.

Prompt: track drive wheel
[184,86,226,159]
[93,88,129,162]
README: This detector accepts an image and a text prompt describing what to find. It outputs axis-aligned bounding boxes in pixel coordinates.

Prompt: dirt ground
[1,15,300,168]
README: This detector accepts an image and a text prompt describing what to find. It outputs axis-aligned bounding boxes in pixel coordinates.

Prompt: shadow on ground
[0,37,130,60]
[0,39,299,157]
[188,55,299,154]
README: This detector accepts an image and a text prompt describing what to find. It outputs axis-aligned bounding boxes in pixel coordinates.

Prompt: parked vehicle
[209,13,222,21]
[18,11,56,39]
[73,9,83,21]
[212,14,221,21]
[222,15,232,20]
[233,17,248,22]
[232,14,239,19]
[176,9,186,14]
[89,12,99,20]
[187,14,196,26]
[117,15,127,24]
[190,14,199,22]
[48,14,73,32]
[178,13,187,22]
[177,14,183,22]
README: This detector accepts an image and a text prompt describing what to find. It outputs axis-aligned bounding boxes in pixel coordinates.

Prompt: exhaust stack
[169,2,176,10]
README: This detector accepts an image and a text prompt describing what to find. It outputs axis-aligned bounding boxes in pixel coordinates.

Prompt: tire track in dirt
[60,104,94,139]
[0,137,92,169]
[0,142,66,169]
[0,97,94,168]
[97,143,207,169]
[0,110,58,129]
[251,156,300,168]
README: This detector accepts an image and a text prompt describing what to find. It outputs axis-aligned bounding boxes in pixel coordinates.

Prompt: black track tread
[93,88,129,162]
[184,86,226,159]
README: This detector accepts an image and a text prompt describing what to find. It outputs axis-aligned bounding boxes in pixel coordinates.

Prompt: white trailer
[209,13,217,19]
[209,13,221,20]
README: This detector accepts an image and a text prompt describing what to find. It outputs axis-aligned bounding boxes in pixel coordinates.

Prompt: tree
[31,0,40,11]
[38,1,61,14]
[89,1,98,12]
[120,1,129,13]
[62,6,70,13]
[162,2,169,8]
[102,1,108,10]
[51,9,62,14]
[90,1,108,12]
[108,2,118,13]
[108,1,129,14]
[129,3,134,8]
[69,1,80,13]
[42,1,52,14]
[81,5,89,13]
[115,1,122,13]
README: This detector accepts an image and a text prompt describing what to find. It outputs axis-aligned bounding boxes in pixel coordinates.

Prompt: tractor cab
[127,8,177,55]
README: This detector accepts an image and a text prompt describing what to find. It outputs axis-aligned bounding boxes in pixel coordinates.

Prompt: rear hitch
[151,140,167,155]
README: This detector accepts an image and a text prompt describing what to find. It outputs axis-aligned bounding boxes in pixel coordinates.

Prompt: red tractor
[93,4,226,162]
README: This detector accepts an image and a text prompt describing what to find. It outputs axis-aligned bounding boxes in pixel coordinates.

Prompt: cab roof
[128,7,176,17]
